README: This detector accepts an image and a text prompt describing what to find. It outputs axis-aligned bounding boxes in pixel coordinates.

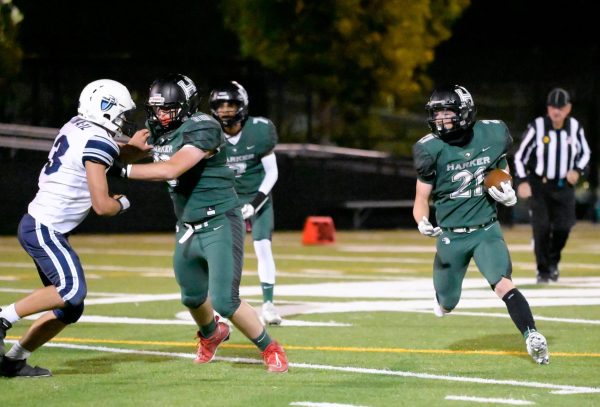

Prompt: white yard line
[290,402,369,407]
[445,395,534,405]
[3,277,600,325]
[8,340,600,395]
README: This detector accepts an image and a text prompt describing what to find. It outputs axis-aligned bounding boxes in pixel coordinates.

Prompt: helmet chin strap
[440,127,474,146]
[222,118,242,137]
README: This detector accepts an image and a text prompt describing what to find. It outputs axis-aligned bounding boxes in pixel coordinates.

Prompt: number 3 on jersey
[44,135,69,175]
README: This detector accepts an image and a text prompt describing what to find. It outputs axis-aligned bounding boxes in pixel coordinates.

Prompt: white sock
[253,239,276,284]
[5,342,32,360]
[0,303,21,325]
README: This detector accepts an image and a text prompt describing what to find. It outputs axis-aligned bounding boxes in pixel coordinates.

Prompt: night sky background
[0,0,598,232]
[7,0,598,126]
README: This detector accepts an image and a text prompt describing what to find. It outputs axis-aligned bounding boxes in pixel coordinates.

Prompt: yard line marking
[0,247,432,263]
[439,311,600,325]
[7,336,599,359]
[290,402,369,407]
[445,395,534,405]
[21,314,351,328]
[9,340,600,395]
[0,261,172,273]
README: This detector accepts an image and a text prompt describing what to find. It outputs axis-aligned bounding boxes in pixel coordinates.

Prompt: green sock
[261,283,274,303]
[524,327,537,339]
[199,319,216,338]
[251,328,273,351]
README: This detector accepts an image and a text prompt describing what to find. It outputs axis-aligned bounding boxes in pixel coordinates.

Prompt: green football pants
[173,208,245,318]
[240,194,274,241]
[433,221,512,311]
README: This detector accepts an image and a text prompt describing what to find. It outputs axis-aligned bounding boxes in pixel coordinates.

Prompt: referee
[514,87,591,283]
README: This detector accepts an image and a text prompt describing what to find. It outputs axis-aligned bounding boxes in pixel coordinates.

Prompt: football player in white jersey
[0,79,148,377]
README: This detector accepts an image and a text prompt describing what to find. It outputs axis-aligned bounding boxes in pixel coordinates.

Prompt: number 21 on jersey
[449,166,485,199]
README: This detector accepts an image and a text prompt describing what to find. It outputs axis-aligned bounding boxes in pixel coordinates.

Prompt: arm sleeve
[258,153,278,195]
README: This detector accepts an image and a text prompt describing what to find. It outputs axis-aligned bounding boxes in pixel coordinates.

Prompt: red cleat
[194,317,230,364]
[261,341,288,373]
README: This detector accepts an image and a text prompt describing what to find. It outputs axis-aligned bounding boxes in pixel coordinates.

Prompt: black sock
[502,288,536,337]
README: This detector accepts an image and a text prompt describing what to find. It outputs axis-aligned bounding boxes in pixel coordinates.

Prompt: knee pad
[211,295,241,319]
[53,302,85,324]
[181,294,207,310]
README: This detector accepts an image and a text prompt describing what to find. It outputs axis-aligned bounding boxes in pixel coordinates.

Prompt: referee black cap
[547,88,570,107]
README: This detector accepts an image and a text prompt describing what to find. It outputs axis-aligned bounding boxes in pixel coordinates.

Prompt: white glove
[241,203,255,220]
[418,216,442,237]
[488,181,517,206]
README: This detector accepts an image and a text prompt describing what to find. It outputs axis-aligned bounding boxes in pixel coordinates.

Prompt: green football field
[1,223,599,406]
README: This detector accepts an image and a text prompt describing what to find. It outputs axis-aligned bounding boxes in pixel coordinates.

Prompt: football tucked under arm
[485,169,517,206]
[484,168,512,190]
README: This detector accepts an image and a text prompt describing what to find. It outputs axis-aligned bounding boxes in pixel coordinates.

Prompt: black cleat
[536,273,550,284]
[0,356,52,378]
[0,315,12,356]
[549,266,560,282]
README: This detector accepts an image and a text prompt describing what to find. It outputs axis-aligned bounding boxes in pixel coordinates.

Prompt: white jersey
[28,116,120,233]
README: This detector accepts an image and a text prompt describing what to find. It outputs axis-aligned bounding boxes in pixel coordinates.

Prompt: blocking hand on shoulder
[128,129,152,151]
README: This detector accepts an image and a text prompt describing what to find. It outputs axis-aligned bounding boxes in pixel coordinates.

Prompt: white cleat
[526,331,550,365]
[262,301,282,325]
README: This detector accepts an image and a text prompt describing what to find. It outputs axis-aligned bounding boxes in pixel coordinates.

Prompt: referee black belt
[442,218,497,234]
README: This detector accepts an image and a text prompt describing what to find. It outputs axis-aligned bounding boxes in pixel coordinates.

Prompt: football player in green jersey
[412,85,549,365]
[120,74,287,372]
[209,81,282,325]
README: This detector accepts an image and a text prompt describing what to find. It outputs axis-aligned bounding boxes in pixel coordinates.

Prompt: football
[484,168,512,191]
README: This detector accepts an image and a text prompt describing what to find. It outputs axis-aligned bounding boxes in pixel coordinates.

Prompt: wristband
[250,192,268,211]
[116,195,131,214]
[125,164,133,178]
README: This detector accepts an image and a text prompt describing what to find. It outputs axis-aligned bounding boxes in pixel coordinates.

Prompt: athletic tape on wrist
[117,195,130,214]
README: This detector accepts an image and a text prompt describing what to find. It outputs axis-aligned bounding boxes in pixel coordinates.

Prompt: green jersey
[225,116,277,196]
[413,120,512,228]
[147,112,238,223]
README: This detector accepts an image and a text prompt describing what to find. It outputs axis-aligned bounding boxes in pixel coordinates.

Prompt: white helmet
[78,79,136,136]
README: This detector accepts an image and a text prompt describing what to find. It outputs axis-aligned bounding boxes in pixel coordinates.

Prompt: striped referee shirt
[514,116,590,181]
